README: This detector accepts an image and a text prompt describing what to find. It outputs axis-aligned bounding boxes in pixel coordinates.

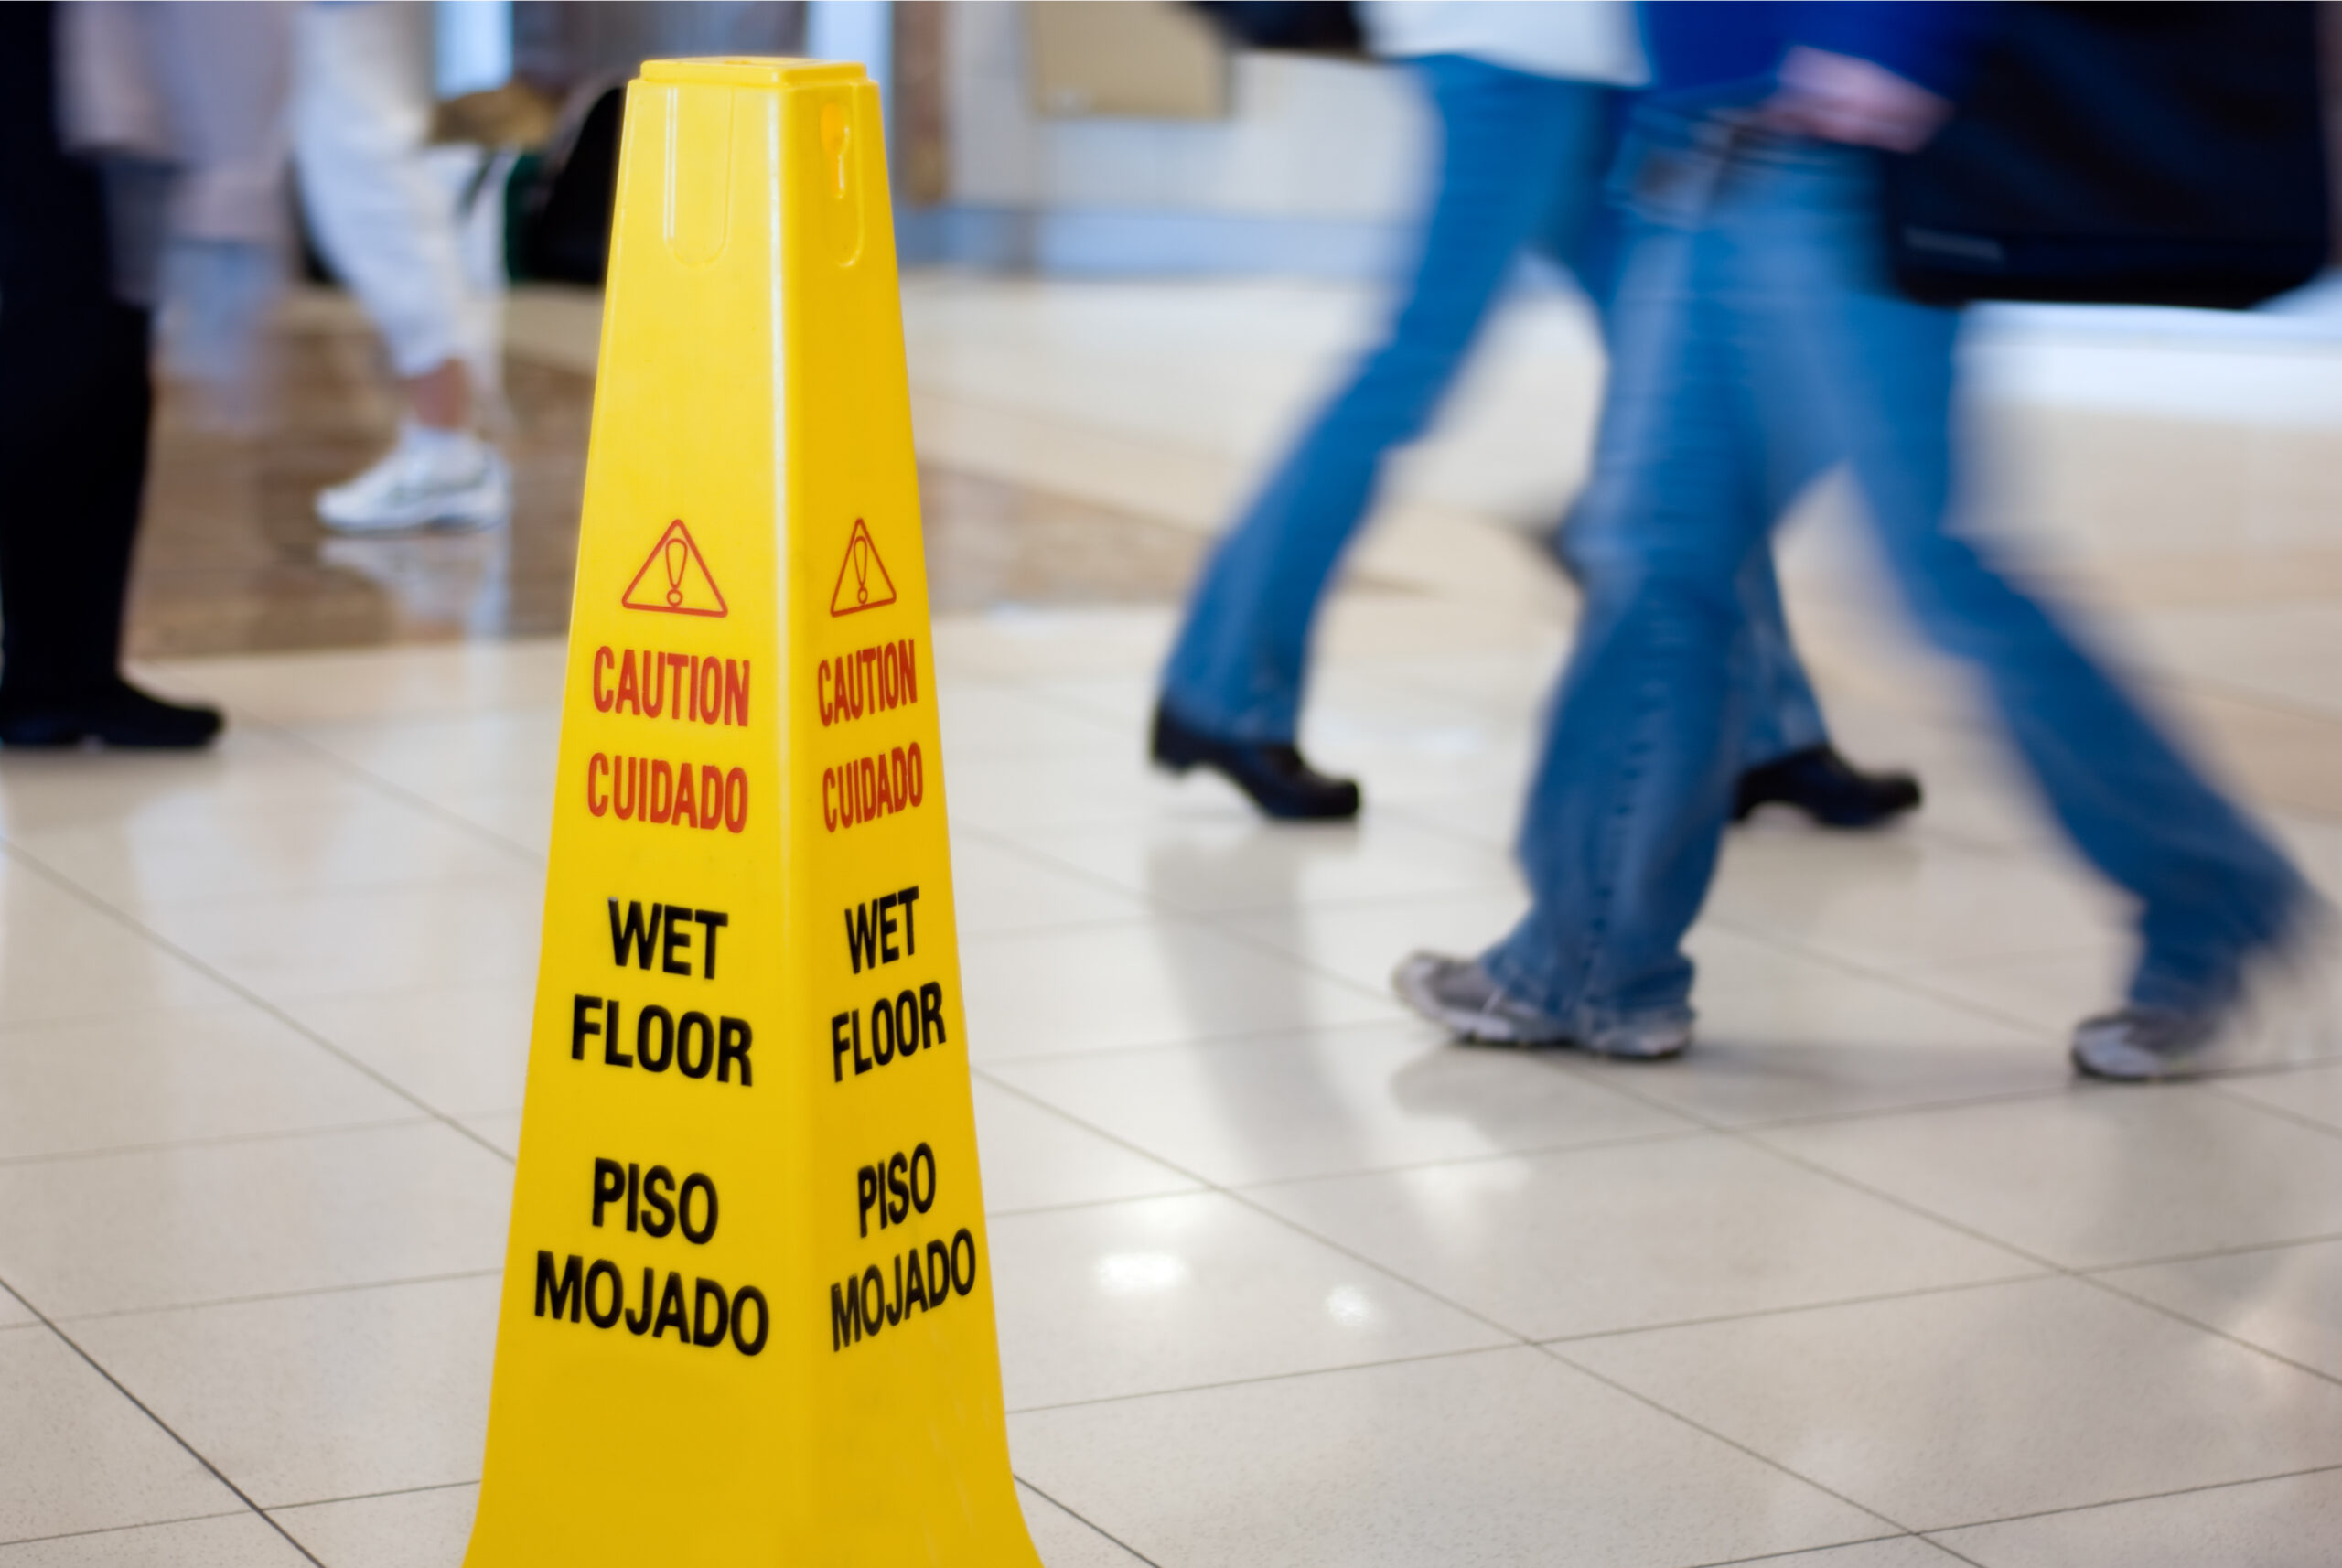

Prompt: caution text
[822,744,922,832]
[592,647,749,726]
[609,898,728,978]
[572,996,754,1087]
[817,638,918,727]
[843,886,919,972]
[535,1251,768,1357]
[831,983,947,1082]
[587,755,748,832]
[830,1230,979,1353]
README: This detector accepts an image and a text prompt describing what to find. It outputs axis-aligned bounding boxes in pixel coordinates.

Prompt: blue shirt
[1639,1,1993,100]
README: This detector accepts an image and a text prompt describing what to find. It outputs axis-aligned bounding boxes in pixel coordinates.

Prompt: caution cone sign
[829,517,897,617]
[621,519,729,617]
[463,59,1041,1567]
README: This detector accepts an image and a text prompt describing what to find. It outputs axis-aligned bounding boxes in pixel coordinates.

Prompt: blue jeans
[1484,106,2308,1026]
[1158,56,1827,763]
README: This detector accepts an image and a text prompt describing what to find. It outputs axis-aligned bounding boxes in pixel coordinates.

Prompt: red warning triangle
[620,519,727,617]
[828,517,897,617]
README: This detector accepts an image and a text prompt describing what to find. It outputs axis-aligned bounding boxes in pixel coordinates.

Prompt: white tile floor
[8,275,2342,1565]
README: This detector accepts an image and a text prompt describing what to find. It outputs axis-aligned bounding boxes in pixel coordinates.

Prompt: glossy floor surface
[124,289,1211,658]
[6,275,2342,1566]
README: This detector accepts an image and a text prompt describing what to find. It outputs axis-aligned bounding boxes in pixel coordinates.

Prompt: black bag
[1188,3,1362,56]
[1886,2,2330,310]
[513,81,626,285]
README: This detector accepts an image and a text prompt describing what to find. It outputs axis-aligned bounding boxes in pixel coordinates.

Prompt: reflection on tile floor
[7,275,2342,1565]
[124,291,1241,660]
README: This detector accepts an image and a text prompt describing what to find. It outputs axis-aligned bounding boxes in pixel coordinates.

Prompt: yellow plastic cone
[462,58,1042,1567]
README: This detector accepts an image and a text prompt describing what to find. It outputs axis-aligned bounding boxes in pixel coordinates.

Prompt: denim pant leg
[1552,188,1831,770]
[1486,193,1770,1022]
[1732,548,1829,762]
[1740,148,2309,1013]
[1160,59,1612,741]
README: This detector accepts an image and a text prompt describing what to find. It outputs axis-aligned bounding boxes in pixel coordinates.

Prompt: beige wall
[941,2,1426,222]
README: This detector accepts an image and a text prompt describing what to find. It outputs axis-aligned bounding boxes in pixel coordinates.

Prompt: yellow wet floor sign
[464,59,1041,1567]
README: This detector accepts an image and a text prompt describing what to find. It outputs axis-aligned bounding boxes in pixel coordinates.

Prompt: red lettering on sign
[822,742,925,832]
[587,754,747,833]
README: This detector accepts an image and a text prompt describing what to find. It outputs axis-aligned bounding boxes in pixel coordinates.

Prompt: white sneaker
[1391,951,1692,1058]
[317,424,511,534]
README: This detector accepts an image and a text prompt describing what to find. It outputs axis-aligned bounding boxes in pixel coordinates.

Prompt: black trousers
[0,2,153,703]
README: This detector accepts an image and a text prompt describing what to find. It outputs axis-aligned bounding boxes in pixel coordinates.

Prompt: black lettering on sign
[843,886,920,973]
[571,994,607,1059]
[856,1143,938,1237]
[591,1158,719,1244]
[607,900,728,978]
[829,981,950,1084]
[641,1165,677,1238]
[586,1260,623,1327]
[591,1158,626,1227]
[828,1227,980,1352]
[652,1272,690,1340]
[536,1250,583,1322]
[693,1277,730,1347]
[572,1000,753,1089]
[534,1251,768,1356]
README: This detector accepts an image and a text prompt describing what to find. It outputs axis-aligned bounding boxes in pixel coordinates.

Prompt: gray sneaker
[2076,897,2341,1082]
[1391,952,1692,1059]
[2071,1006,2225,1082]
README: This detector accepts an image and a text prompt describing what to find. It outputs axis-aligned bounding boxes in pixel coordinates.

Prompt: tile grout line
[949,816,1443,1011]
[261,720,553,868]
[970,1071,1917,1540]
[0,841,517,1168]
[50,1268,506,1328]
[1913,1458,2342,1543]
[1001,1343,1545,1419]
[23,660,2332,1546]
[1696,907,2073,1045]
[0,1507,260,1552]
[966,1012,1418,1071]
[0,1114,440,1172]
[0,1268,329,1567]
[264,1477,481,1514]
[1527,1272,2053,1351]
[1687,1533,1972,1568]
[1552,1051,2342,1397]
[1008,1475,1166,1568]
[975,788,2342,1426]
[2203,1075,2342,1145]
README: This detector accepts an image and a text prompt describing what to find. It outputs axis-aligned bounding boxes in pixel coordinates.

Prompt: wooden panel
[1026,1,1229,120]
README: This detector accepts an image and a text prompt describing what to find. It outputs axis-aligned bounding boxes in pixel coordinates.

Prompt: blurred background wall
[427,0,1430,280]
[907,2,1422,275]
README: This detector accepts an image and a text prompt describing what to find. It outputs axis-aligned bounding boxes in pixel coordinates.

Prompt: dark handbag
[1885,2,2330,309]
[514,80,627,285]
[1187,3,1362,56]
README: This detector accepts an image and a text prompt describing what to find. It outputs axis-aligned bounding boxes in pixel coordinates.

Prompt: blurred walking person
[295,1,510,534]
[1395,2,2318,1078]
[1155,0,1918,828]
[0,2,293,747]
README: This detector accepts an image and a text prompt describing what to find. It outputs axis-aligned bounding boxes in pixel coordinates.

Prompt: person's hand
[1760,46,1951,153]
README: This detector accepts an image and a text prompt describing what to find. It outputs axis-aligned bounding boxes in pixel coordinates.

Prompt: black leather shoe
[1151,703,1359,821]
[1734,745,1920,829]
[0,680,223,749]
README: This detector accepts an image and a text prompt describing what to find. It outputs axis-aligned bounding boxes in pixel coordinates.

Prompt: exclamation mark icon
[621,519,727,618]
[826,518,897,617]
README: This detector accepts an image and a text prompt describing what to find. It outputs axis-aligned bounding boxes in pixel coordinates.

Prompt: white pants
[293,2,498,389]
